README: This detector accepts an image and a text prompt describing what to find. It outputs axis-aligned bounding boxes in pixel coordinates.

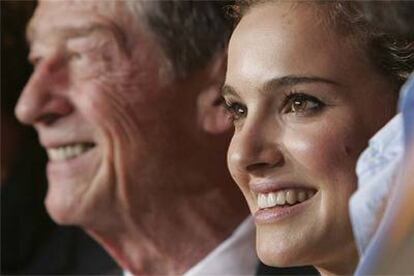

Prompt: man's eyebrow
[27,23,97,44]
[26,22,128,53]
[262,75,341,92]
[63,25,108,39]
[26,21,36,43]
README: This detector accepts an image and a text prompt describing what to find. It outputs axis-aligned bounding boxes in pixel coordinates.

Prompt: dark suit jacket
[256,261,319,275]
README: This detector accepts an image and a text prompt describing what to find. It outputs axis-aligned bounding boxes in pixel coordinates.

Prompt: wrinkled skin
[15,1,247,274]
[17,0,169,228]
[224,2,397,275]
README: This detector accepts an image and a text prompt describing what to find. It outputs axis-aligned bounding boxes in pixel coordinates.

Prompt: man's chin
[45,196,76,225]
[44,183,88,226]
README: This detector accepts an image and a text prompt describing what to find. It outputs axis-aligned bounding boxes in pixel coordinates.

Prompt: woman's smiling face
[224,2,397,273]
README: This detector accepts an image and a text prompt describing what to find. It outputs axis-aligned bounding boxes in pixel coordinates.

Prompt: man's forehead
[27,0,124,43]
[37,0,115,13]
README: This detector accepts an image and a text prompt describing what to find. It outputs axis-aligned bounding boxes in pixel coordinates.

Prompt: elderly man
[15,1,253,274]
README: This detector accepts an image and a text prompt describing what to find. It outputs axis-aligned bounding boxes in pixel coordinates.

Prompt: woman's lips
[253,189,317,224]
[257,188,316,209]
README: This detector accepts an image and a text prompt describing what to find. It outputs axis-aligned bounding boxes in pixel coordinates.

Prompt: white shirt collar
[124,216,257,276]
[184,216,257,276]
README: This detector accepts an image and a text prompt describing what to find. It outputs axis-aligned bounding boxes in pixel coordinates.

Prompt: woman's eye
[284,93,324,114]
[223,100,247,121]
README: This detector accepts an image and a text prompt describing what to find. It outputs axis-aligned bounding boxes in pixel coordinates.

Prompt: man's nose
[229,120,284,176]
[15,56,73,126]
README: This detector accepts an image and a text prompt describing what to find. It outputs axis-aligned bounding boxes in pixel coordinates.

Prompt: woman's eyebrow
[262,75,341,93]
[221,84,238,97]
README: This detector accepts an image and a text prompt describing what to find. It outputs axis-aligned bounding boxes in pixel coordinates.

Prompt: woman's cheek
[283,118,362,182]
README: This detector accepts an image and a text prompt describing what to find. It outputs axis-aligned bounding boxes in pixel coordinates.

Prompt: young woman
[223,1,413,274]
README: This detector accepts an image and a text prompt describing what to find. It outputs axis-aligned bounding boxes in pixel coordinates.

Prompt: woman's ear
[197,52,232,134]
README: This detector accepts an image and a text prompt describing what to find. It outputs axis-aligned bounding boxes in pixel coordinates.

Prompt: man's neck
[86,186,248,275]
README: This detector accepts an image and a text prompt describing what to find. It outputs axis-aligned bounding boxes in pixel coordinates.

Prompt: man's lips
[45,141,99,182]
[46,142,95,161]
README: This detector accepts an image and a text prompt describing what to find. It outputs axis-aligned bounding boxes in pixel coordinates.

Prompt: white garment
[349,114,404,255]
[352,74,414,275]
[124,217,257,276]
[184,216,257,276]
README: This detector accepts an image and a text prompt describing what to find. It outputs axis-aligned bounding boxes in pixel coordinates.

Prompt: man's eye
[223,100,247,121]
[67,51,83,62]
[284,93,324,114]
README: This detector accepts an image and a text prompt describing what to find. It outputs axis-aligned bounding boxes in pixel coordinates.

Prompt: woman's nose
[228,121,284,176]
[15,55,73,126]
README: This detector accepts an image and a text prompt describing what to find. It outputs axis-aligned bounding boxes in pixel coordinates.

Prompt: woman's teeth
[47,143,94,161]
[257,189,315,209]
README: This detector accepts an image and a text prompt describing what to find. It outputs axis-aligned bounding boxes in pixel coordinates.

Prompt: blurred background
[1,1,119,274]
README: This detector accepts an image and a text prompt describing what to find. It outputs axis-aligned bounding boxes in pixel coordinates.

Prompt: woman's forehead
[228,4,345,82]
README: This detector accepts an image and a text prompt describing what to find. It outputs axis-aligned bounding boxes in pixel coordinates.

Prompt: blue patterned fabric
[351,73,414,274]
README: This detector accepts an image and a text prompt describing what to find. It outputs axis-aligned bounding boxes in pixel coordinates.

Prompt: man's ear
[197,52,232,135]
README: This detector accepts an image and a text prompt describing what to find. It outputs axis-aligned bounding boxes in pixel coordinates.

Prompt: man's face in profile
[15,0,202,227]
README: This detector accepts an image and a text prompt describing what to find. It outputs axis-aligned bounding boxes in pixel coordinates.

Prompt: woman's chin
[257,241,306,268]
